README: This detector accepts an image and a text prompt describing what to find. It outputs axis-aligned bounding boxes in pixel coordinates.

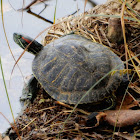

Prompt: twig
[18,0,48,11]
[44,111,64,125]
[27,9,53,24]
[35,106,57,113]
[94,25,102,44]
[21,117,37,131]
[56,101,90,115]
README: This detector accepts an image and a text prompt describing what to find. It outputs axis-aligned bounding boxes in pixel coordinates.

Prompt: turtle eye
[17,34,22,39]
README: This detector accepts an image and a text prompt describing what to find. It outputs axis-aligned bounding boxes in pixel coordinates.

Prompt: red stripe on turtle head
[22,37,31,44]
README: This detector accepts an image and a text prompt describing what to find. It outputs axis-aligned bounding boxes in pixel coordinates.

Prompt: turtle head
[13,33,43,55]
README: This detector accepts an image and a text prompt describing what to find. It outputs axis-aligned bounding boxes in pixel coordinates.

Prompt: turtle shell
[32,34,124,104]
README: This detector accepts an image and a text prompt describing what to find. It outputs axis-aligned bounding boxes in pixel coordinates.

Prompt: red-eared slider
[13,33,124,108]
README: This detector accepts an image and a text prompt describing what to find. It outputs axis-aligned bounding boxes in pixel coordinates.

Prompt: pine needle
[53,0,58,24]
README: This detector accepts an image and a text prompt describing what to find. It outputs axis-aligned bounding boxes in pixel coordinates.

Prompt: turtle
[13,33,124,109]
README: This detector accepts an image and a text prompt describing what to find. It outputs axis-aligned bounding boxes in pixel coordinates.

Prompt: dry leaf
[3,136,10,140]
[0,134,10,140]
[0,134,2,140]
[116,94,139,110]
[104,110,140,127]
[114,132,135,140]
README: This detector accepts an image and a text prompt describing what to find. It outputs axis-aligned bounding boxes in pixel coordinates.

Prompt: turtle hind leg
[86,94,116,127]
[102,92,117,111]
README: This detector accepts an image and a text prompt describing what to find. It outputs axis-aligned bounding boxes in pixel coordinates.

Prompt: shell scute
[32,34,124,104]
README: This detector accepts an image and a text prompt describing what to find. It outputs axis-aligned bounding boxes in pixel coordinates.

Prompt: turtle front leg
[20,75,38,107]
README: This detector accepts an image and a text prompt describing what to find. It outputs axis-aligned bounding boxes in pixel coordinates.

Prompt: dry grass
[5,0,140,139]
